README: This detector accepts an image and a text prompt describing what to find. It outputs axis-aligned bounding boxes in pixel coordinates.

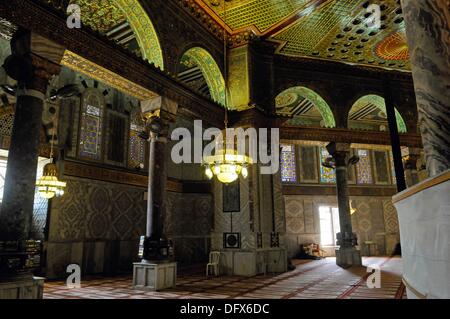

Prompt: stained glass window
[280,144,297,183]
[319,147,336,183]
[79,90,104,160]
[356,149,373,184]
[128,106,146,169]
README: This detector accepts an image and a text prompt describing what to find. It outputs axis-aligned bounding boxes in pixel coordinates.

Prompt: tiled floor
[44,257,405,299]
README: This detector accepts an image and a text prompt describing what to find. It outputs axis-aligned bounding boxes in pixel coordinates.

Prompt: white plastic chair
[206,251,221,277]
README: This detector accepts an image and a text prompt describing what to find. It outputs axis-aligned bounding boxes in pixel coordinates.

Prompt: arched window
[78,89,105,160]
[276,87,336,128]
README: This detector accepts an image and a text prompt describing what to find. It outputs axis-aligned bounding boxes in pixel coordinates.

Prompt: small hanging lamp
[36,162,66,199]
[36,105,66,199]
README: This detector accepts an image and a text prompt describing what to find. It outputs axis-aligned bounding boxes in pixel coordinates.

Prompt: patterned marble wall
[165,192,213,265]
[46,177,147,278]
[284,195,400,259]
[46,176,214,278]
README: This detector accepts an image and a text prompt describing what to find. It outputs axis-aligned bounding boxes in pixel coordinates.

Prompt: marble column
[401,0,450,177]
[0,32,61,243]
[139,97,177,262]
[133,101,177,291]
[0,31,62,298]
[326,142,361,268]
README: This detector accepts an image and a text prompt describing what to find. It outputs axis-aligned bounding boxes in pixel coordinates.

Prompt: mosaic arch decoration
[276,86,336,128]
[350,95,407,133]
[181,47,226,107]
[70,0,164,69]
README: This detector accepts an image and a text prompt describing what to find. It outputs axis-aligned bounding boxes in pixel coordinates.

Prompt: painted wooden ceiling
[199,0,410,71]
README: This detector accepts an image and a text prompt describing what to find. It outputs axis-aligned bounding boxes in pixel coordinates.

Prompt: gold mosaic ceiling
[199,0,411,71]
[70,0,126,33]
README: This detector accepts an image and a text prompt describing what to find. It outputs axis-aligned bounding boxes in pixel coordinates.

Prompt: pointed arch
[349,95,407,133]
[179,47,226,107]
[116,0,164,69]
[69,0,164,69]
[276,86,336,128]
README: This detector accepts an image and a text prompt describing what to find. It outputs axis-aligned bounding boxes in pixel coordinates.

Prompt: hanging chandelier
[203,146,252,184]
[36,102,66,199]
[202,0,252,184]
[36,162,66,199]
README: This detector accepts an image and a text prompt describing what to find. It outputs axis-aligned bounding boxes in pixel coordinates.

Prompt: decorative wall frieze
[282,185,397,197]
[62,160,213,193]
[63,160,148,188]
[281,126,423,148]
[61,50,157,101]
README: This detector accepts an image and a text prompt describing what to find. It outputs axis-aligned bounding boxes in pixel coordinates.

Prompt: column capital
[4,30,64,93]
[141,96,178,122]
[326,142,351,167]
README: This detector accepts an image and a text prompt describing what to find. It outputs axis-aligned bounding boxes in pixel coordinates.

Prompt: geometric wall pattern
[49,177,146,242]
[165,192,214,265]
[284,195,400,259]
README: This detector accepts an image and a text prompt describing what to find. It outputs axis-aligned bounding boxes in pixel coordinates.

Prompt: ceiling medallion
[375,32,409,61]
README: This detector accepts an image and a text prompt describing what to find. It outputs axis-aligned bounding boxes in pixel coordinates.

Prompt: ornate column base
[0,276,44,299]
[139,235,172,263]
[132,261,177,291]
[336,247,362,268]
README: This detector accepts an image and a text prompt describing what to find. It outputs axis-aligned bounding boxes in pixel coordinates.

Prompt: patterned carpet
[44,257,405,299]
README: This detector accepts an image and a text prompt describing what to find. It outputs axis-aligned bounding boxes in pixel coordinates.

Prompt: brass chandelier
[202,0,252,184]
[36,106,66,199]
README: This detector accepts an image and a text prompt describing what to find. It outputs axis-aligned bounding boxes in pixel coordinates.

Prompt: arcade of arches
[0,0,448,300]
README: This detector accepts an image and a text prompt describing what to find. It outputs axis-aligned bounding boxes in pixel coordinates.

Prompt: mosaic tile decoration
[128,130,146,168]
[79,91,105,160]
[319,147,336,184]
[0,112,13,137]
[349,95,407,133]
[271,0,410,71]
[375,31,409,61]
[208,0,312,32]
[281,144,298,183]
[69,0,164,69]
[276,87,336,128]
[181,47,226,107]
[69,0,126,33]
[356,149,373,184]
